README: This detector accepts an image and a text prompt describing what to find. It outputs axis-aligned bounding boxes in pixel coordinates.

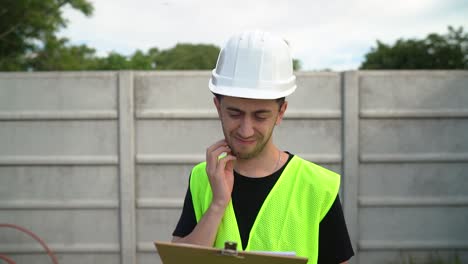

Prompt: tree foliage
[154,44,219,70]
[30,35,97,70]
[360,26,468,69]
[293,59,301,71]
[0,0,93,70]
[90,44,219,71]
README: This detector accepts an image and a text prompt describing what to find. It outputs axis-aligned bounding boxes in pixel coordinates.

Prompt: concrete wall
[346,71,468,264]
[0,71,466,264]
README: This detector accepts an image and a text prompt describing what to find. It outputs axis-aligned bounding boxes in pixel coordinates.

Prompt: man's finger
[216,154,236,174]
[206,139,228,155]
[206,145,231,174]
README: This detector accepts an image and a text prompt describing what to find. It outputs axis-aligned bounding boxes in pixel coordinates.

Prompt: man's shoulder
[289,155,341,197]
[190,161,209,187]
[290,155,341,220]
[290,155,340,181]
[192,161,207,173]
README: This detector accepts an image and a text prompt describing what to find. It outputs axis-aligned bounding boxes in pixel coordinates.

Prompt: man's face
[214,96,287,159]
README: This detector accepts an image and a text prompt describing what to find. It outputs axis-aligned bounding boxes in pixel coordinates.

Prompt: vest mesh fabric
[190,156,340,264]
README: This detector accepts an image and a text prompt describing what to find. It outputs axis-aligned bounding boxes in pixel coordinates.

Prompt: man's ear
[276,101,288,125]
[213,97,222,118]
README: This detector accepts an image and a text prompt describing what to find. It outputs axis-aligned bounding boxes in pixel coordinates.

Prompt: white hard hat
[209,31,296,99]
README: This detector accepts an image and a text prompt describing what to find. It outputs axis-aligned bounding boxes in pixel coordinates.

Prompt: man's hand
[205,140,237,210]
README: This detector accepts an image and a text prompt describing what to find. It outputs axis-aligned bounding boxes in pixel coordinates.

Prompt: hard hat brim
[209,79,296,99]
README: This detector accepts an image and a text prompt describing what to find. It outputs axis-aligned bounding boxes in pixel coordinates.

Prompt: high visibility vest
[190,155,340,264]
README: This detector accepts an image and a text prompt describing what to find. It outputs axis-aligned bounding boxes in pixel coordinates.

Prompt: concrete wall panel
[359,207,468,241]
[136,209,180,243]
[0,166,118,202]
[138,253,163,264]
[360,119,468,155]
[3,253,120,264]
[288,72,341,111]
[137,164,194,200]
[276,119,341,157]
[0,72,117,112]
[360,71,468,112]
[359,251,468,264]
[360,163,468,198]
[135,72,212,112]
[0,120,117,156]
[0,210,119,243]
[136,120,223,155]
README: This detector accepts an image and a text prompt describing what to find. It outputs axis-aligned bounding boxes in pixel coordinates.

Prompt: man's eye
[255,116,267,121]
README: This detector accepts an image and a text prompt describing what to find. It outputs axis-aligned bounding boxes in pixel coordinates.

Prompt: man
[172,31,354,264]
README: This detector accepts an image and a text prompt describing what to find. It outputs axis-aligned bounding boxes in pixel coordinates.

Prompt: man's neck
[234,144,284,178]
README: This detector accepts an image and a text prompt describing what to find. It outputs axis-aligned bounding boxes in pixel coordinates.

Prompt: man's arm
[172,203,225,245]
[318,195,354,264]
[172,140,236,246]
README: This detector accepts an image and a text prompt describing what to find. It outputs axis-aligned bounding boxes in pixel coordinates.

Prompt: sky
[59,0,468,71]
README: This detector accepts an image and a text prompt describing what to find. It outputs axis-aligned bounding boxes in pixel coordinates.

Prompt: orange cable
[0,224,59,264]
[0,254,16,264]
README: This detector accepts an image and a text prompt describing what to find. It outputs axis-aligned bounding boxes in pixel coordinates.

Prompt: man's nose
[237,117,255,138]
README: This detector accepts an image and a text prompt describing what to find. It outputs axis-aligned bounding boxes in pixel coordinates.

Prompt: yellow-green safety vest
[190,155,340,264]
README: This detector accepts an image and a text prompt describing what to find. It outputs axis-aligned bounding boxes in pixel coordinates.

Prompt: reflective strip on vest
[190,155,340,264]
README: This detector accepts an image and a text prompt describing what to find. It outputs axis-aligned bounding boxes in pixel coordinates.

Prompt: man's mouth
[234,137,256,145]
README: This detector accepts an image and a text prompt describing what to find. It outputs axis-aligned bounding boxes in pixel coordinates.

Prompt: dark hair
[213,93,285,109]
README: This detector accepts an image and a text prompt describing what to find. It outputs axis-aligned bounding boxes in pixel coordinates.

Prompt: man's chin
[233,149,260,159]
[229,140,264,159]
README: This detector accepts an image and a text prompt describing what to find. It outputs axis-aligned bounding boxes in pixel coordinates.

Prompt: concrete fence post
[118,71,136,264]
[342,71,360,264]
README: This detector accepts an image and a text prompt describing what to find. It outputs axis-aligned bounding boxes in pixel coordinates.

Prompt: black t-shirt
[173,153,354,263]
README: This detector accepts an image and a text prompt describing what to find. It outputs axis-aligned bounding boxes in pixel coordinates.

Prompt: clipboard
[154,241,308,264]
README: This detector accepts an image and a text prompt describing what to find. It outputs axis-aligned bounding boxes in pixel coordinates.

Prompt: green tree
[129,49,157,70]
[154,43,220,70]
[95,52,131,70]
[92,49,158,70]
[293,59,302,71]
[360,26,468,69]
[31,34,98,70]
[0,0,93,71]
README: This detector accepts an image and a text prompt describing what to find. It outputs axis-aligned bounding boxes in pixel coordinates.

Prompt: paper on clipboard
[154,241,308,264]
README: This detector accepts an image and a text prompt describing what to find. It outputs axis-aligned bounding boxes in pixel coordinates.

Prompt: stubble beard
[224,128,274,160]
